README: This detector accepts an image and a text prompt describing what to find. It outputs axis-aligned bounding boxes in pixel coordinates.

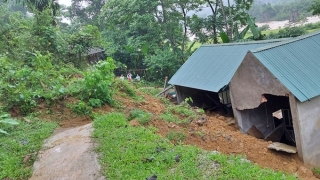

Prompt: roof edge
[251,31,320,53]
[200,38,290,47]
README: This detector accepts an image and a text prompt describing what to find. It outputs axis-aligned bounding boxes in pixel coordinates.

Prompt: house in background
[87,47,105,64]
[230,31,320,167]
[168,39,284,112]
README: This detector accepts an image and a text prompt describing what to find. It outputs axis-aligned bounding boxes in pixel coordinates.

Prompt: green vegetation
[312,168,320,178]
[93,113,297,179]
[0,114,19,135]
[0,119,57,179]
[129,109,152,125]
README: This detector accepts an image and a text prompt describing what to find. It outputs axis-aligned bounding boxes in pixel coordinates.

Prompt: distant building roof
[251,31,320,102]
[169,39,285,92]
[87,47,104,56]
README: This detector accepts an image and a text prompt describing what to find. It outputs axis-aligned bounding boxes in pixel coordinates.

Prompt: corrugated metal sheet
[251,31,320,102]
[169,39,285,92]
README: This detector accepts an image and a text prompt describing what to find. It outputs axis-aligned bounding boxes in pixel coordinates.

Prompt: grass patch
[166,131,186,143]
[128,109,152,125]
[159,112,189,126]
[139,87,162,96]
[93,113,296,179]
[93,113,202,179]
[312,168,320,178]
[0,119,57,179]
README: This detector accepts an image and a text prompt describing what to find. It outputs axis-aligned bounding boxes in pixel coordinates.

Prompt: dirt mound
[118,93,317,179]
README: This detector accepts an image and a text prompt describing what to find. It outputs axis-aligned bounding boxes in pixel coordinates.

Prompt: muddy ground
[33,91,318,179]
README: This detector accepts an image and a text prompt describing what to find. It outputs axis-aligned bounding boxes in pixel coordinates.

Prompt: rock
[196,116,207,126]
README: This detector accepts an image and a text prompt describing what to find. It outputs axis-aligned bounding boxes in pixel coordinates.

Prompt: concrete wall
[293,95,320,168]
[230,52,320,167]
[230,52,290,135]
[230,53,290,110]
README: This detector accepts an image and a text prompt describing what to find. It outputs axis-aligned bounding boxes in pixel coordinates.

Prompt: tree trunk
[219,0,229,36]
[159,0,176,49]
[206,0,218,44]
[227,0,233,41]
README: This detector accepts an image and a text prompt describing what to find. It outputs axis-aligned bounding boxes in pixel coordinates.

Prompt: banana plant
[220,16,265,43]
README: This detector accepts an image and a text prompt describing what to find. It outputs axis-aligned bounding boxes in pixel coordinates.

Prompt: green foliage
[207,153,297,179]
[267,26,307,39]
[309,0,320,16]
[159,112,189,126]
[81,58,116,105]
[88,98,102,108]
[0,53,79,114]
[129,109,152,125]
[68,101,92,115]
[113,78,137,98]
[0,114,19,135]
[139,87,162,96]
[0,119,56,179]
[312,168,320,177]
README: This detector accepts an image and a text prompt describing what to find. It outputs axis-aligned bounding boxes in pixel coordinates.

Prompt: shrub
[82,57,116,105]
[69,101,92,115]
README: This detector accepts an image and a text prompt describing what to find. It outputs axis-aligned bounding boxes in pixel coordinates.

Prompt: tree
[189,0,254,44]
[309,0,320,15]
[67,0,106,28]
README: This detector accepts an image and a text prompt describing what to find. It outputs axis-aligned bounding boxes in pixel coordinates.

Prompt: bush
[82,57,116,105]
[69,101,92,115]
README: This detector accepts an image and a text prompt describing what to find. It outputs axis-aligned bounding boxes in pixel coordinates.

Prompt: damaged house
[230,32,320,167]
[168,39,284,112]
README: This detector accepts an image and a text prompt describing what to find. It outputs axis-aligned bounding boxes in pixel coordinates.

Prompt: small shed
[230,31,320,167]
[87,47,105,64]
[168,39,284,112]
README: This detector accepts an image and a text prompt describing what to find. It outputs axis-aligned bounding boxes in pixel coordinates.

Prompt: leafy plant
[0,114,19,135]
[88,98,102,108]
[69,101,92,115]
[82,58,116,105]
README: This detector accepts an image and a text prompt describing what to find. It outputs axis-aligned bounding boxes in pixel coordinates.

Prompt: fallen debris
[268,142,297,153]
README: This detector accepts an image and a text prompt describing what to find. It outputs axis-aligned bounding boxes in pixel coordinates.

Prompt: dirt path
[29,123,105,180]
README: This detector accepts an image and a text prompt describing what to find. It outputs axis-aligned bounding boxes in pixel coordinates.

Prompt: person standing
[127,72,132,82]
[135,74,140,81]
[120,74,124,81]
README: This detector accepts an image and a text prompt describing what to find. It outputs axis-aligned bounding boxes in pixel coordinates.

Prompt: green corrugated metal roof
[168,39,285,92]
[251,31,320,102]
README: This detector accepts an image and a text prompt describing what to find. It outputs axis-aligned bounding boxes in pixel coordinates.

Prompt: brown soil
[18,90,317,179]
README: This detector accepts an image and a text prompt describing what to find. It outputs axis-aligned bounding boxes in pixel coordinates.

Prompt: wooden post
[163,76,168,90]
